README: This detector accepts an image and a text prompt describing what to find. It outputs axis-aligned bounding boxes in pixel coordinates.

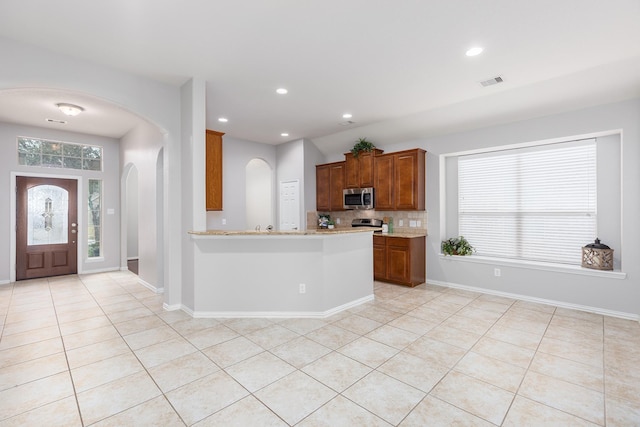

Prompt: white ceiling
[0,0,639,154]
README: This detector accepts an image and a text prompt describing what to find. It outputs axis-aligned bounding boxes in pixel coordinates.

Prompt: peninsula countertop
[188,228,427,237]
[189,228,379,236]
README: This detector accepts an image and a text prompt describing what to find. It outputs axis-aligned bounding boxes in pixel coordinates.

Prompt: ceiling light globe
[57,103,84,116]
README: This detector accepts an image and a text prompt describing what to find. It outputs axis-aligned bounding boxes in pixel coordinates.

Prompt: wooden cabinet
[373,234,425,287]
[206,130,224,211]
[316,161,345,211]
[373,155,394,210]
[345,149,383,188]
[373,235,387,279]
[373,149,426,210]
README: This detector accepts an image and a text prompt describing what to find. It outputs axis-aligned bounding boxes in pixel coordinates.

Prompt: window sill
[85,257,105,263]
[438,254,627,279]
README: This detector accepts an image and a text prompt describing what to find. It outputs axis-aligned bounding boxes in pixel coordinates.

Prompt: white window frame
[439,130,626,279]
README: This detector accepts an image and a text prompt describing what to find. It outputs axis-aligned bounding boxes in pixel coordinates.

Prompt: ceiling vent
[480,76,504,87]
[46,118,67,124]
[339,120,355,126]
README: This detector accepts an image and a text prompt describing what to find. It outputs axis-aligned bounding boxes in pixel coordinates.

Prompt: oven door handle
[361,191,365,207]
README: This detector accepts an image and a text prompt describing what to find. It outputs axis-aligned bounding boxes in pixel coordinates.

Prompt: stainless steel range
[351,218,383,230]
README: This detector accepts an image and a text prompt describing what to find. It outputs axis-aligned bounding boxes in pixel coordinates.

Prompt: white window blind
[458,139,596,265]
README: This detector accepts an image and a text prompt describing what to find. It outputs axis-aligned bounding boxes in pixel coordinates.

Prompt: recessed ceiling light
[218,117,228,123]
[281,133,289,137]
[342,113,353,119]
[57,103,84,116]
[465,47,483,57]
[276,88,288,95]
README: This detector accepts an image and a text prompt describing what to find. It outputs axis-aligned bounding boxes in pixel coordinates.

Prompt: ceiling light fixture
[281,133,289,137]
[465,47,483,57]
[276,88,288,95]
[218,117,228,123]
[56,103,84,116]
[342,113,353,119]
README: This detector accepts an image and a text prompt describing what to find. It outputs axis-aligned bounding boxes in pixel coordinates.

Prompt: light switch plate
[107,208,115,215]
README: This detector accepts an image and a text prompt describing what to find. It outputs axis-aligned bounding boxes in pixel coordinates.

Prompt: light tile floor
[1,271,639,426]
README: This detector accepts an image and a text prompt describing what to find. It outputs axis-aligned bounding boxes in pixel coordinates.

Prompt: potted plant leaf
[441,236,475,256]
[351,138,376,158]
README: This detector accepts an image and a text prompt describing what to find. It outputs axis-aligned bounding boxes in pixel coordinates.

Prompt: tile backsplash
[307,210,427,234]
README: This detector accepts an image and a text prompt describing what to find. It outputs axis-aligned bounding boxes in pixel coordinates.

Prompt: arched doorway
[245,158,274,230]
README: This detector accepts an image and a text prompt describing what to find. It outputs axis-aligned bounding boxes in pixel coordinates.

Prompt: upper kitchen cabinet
[206,129,224,211]
[344,149,383,188]
[316,161,345,211]
[374,149,426,210]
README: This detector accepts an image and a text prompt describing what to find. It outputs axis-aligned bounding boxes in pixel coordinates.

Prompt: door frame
[10,172,83,283]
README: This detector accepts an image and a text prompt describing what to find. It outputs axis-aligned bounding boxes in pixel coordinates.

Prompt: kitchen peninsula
[187,228,376,317]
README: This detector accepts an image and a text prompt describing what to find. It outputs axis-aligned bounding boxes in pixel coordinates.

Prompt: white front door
[279,180,300,231]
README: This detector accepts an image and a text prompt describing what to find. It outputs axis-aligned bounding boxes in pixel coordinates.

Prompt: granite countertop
[188,228,380,236]
[379,230,427,238]
[189,228,427,237]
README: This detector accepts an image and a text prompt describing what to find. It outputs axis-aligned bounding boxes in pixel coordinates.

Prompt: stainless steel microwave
[343,187,374,210]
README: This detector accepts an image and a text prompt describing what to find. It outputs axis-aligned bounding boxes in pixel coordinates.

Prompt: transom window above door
[17,137,103,171]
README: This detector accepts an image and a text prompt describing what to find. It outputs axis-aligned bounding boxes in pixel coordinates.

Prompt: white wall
[303,138,326,215]
[276,140,305,230]
[206,136,277,230]
[126,166,139,259]
[0,122,121,281]
[120,122,164,289]
[368,98,640,317]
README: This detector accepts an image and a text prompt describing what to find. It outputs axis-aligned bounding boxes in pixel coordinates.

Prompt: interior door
[16,176,78,280]
[279,180,300,231]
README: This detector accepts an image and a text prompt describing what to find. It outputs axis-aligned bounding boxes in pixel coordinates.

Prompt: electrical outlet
[222,218,226,225]
[336,218,341,225]
[299,283,306,294]
[398,219,403,226]
[494,268,501,277]
[409,220,417,227]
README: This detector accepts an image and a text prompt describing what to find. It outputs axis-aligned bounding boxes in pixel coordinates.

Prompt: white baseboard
[173,294,375,319]
[80,267,121,275]
[137,277,164,294]
[0,279,10,286]
[428,279,639,321]
[163,302,187,312]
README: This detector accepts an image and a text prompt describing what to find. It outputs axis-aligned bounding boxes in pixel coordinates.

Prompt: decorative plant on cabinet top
[351,138,376,158]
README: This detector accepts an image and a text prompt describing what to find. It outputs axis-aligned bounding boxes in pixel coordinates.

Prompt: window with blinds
[458,139,596,265]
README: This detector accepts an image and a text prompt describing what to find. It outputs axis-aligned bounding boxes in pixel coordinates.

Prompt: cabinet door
[316,165,331,211]
[395,151,421,210]
[344,154,359,189]
[373,235,387,280]
[358,151,376,187]
[387,238,410,283]
[374,155,394,210]
[329,162,345,210]
[206,130,224,211]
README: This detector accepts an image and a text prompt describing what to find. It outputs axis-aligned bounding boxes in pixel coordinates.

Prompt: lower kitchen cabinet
[373,234,425,287]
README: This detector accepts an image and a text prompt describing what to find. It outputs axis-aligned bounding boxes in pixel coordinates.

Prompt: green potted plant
[351,137,376,158]
[327,219,335,229]
[441,236,475,256]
